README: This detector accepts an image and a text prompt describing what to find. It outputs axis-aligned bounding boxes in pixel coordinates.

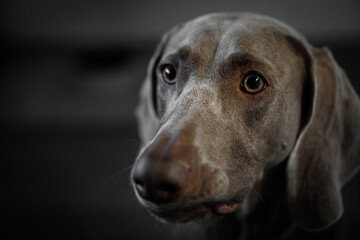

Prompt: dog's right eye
[241,73,267,94]
[161,65,177,84]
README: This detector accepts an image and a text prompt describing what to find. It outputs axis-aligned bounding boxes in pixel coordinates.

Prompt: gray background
[2,0,360,239]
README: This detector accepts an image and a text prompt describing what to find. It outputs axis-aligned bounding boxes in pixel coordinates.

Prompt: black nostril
[135,182,147,198]
[133,176,143,187]
[133,174,148,199]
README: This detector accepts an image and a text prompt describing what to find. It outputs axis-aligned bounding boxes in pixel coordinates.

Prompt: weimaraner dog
[131,12,360,239]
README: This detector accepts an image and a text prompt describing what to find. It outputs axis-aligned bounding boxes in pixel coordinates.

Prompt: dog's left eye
[161,65,177,84]
[241,73,266,94]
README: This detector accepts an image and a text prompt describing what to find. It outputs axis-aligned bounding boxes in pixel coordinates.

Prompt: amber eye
[161,65,177,84]
[241,73,266,94]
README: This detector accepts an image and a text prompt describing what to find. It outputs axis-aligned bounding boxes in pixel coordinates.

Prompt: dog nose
[132,130,193,204]
[133,158,190,204]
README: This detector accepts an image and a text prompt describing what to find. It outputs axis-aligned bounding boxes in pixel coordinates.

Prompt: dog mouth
[147,200,242,223]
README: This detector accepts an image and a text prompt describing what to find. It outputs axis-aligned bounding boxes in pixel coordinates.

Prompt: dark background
[2,0,360,239]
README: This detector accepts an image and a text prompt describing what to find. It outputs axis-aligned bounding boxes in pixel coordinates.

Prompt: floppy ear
[287,45,360,230]
[135,26,180,147]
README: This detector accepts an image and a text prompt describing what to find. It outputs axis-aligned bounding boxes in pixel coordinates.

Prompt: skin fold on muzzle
[131,12,360,231]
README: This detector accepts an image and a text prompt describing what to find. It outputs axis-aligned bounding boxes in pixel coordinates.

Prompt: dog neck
[239,159,294,240]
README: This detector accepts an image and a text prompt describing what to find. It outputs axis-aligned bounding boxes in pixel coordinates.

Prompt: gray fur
[132,12,360,235]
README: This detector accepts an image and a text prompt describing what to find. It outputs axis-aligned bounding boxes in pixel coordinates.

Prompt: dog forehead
[174,14,290,44]
[163,14,296,68]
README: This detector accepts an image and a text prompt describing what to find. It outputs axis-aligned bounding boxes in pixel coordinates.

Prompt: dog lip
[211,201,242,215]
[145,199,243,222]
[149,203,210,223]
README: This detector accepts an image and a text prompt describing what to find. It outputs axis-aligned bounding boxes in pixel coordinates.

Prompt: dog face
[131,13,360,230]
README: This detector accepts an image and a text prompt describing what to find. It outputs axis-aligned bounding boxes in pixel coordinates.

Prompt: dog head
[131,13,360,230]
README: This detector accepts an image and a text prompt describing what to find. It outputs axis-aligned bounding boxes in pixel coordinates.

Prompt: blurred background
[2,0,360,239]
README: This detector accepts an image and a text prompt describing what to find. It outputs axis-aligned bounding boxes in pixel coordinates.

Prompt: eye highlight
[241,73,267,94]
[161,65,177,84]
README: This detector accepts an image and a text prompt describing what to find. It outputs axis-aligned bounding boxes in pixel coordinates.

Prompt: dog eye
[241,73,266,94]
[161,65,177,84]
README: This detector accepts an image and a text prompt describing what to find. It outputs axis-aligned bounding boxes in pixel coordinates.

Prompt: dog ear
[135,26,181,147]
[287,44,360,230]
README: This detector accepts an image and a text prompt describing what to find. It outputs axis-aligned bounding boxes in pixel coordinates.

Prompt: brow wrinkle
[178,46,192,61]
[225,51,256,66]
[218,51,270,79]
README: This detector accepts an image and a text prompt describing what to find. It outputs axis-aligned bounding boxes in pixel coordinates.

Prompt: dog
[131,12,360,239]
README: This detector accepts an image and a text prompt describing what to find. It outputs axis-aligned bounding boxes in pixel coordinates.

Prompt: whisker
[106,164,134,184]
[251,187,266,205]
